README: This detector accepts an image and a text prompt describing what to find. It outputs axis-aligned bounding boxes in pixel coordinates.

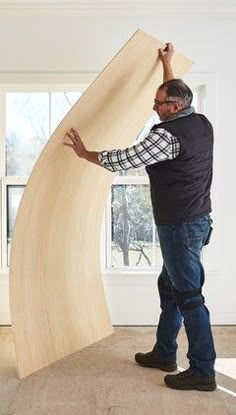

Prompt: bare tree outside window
[6,93,49,176]
[6,92,82,177]
[111,184,156,267]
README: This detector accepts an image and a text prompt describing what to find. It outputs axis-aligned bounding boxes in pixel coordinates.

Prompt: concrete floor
[0,326,236,415]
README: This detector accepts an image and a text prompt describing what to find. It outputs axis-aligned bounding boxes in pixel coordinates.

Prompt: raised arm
[64,44,175,167]
[158,42,175,82]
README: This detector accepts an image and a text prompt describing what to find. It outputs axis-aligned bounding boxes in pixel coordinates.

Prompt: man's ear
[173,102,182,113]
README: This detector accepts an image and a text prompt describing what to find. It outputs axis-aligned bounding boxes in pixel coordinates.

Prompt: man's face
[153,88,180,121]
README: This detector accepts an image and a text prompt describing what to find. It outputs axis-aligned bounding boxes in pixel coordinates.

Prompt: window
[0,86,84,270]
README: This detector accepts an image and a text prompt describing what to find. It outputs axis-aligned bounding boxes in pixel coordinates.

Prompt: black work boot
[164,368,217,391]
[135,351,177,372]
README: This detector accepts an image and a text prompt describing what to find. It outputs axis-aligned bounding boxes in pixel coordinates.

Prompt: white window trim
[185,73,219,274]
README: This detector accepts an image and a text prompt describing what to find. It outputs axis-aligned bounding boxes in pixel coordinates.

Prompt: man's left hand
[64,128,88,159]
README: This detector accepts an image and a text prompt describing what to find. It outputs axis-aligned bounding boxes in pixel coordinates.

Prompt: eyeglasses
[154,99,178,106]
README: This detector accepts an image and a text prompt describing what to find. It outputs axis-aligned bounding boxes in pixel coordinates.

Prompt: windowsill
[102,265,220,280]
[102,267,161,276]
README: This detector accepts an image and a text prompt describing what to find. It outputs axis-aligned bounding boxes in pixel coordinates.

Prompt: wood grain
[9,29,192,378]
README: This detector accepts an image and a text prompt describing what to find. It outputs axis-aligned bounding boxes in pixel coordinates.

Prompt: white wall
[0,3,236,324]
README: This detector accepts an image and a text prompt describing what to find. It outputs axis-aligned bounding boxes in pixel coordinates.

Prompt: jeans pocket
[183,217,210,251]
[204,226,213,245]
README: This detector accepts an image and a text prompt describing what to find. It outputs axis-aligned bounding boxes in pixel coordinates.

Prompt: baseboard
[110,311,236,326]
[0,311,236,326]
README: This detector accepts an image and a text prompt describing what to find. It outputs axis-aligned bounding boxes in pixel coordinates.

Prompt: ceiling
[0,1,235,17]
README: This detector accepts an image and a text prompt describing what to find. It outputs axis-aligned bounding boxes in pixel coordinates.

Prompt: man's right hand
[158,42,174,66]
[158,42,174,82]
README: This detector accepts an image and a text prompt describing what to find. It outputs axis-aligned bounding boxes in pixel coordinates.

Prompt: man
[64,43,216,391]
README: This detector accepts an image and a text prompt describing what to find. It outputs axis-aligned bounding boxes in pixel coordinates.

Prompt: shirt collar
[165,106,195,123]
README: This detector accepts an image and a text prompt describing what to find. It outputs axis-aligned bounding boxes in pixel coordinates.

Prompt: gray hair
[158,79,193,109]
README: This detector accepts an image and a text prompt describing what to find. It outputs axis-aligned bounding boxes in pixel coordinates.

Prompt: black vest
[145,113,214,224]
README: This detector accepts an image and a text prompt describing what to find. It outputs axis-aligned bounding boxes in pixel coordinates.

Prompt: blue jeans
[152,214,216,377]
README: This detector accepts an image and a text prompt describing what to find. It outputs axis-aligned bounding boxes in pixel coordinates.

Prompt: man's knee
[157,272,173,301]
[173,287,205,311]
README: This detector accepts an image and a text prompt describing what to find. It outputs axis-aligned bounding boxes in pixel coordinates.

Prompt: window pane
[51,92,82,133]
[7,185,25,265]
[6,93,50,176]
[111,184,155,267]
[192,91,198,109]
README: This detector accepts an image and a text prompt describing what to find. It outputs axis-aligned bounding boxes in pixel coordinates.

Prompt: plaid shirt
[98,128,180,172]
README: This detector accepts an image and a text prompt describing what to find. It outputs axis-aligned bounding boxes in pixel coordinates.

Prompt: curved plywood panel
[9,29,192,378]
